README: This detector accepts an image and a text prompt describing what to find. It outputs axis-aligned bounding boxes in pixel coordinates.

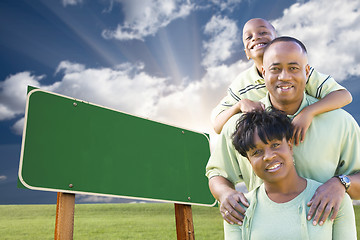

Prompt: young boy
[211,18,352,145]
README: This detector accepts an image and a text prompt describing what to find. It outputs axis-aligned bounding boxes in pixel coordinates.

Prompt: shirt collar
[263,92,310,119]
[250,64,264,84]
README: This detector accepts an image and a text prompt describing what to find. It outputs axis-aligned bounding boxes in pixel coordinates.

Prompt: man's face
[262,41,310,109]
[242,18,276,61]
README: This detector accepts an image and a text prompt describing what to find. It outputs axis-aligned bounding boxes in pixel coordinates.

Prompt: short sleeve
[336,112,360,176]
[210,91,239,124]
[332,194,357,239]
[305,68,345,99]
[206,114,243,185]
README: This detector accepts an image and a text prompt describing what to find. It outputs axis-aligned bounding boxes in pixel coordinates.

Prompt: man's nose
[278,69,291,80]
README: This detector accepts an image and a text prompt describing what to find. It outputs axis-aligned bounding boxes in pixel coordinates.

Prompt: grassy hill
[0,203,359,239]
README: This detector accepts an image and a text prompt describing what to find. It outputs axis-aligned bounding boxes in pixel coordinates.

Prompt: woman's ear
[288,139,294,152]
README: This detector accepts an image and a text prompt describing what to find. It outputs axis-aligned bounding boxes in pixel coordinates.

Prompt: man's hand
[307,177,346,226]
[209,176,249,226]
[219,189,249,225]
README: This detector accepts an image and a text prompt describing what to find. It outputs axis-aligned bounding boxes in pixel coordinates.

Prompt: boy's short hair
[232,108,294,158]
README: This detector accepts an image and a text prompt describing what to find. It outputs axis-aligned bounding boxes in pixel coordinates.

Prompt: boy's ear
[244,48,251,60]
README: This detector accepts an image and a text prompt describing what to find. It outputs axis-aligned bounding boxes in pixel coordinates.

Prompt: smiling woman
[228,109,357,240]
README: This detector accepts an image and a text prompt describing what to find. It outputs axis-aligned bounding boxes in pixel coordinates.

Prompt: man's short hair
[232,108,294,158]
[264,36,307,55]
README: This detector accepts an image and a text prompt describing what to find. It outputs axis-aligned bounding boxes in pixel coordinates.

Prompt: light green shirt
[211,64,346,122]
[206,93,360,190]
[224,179,357,240]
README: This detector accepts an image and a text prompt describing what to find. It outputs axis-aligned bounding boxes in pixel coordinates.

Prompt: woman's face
[246,133,294,183]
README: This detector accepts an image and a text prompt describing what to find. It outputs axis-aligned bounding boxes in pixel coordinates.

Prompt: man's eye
[270,67,280,72]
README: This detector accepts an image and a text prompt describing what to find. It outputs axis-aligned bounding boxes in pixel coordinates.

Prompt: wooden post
[174,203,195,240]
[54,192,75,240]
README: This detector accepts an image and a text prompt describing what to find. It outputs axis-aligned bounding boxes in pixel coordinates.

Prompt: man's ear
[305,64,310,79]
[262,66,266,78]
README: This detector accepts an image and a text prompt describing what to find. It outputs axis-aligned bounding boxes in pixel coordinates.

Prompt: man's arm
[306,171,360,226]
[347,173,360,199]
[209,176,249,225]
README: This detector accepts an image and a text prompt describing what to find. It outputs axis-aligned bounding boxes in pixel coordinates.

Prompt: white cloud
[12,117,25,136]
[55,61,86,75]
[202,15,239,68]
[76,194,116,203]
[272,0,360,81]
[0,61,168,134]
[0,58,251,146]
[61,0,83,7]
[0,175,7,181]
[0,72,43,121]
[102,0,194,41]
[152,60,253,142]
[210,0,243,12]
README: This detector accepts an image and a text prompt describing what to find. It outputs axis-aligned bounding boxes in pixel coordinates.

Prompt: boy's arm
[213,99,265,134]
[292,89,352,145]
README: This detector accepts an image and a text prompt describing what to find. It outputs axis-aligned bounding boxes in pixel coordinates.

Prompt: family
[206,18,360,239]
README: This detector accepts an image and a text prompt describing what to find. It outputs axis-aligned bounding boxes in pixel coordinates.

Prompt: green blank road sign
[19,89,215,206]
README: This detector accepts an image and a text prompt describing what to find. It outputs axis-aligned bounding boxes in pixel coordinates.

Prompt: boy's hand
[238,99,265,113]
[292,108,314,145]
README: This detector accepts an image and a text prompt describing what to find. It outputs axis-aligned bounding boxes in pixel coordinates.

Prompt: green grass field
[0,203,359,239]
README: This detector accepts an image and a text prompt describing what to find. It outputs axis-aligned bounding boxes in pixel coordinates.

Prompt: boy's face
[262,41,310,109]
[242,18,276,61]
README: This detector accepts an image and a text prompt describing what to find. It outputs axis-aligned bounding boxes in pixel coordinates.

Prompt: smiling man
[206,36,360,237]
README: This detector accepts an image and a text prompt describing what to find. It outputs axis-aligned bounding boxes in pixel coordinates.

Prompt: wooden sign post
[54,195,196,240]
[174,203,195,240]
[54,193,75,240]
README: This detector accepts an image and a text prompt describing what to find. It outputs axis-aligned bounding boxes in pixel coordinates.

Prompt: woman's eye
[271,143,280,148]
[251,149,262,156]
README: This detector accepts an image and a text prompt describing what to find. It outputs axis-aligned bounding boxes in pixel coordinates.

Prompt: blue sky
[1,0,359,204]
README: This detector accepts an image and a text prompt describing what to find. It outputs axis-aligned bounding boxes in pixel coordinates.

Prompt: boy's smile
[242,18,276,61]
